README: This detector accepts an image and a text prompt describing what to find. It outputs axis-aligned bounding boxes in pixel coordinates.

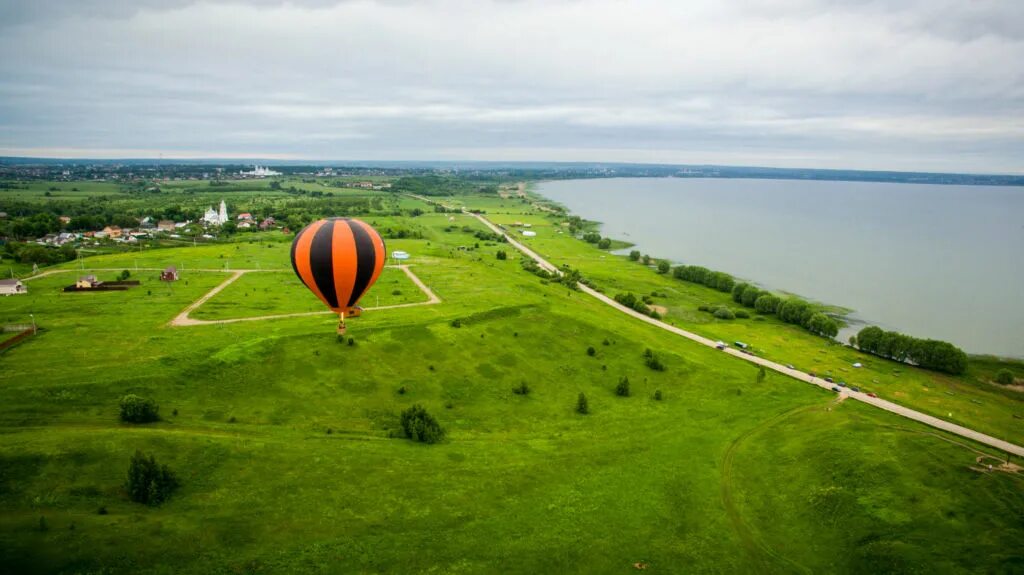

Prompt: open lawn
[0,188,1021,573]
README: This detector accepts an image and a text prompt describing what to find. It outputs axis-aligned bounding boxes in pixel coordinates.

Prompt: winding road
[469,210,1024,458]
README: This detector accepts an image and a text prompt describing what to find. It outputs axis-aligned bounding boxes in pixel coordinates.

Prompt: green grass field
[0,190,1022,573]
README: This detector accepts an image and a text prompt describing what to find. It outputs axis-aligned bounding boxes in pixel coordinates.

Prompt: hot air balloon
[290,218,386,334]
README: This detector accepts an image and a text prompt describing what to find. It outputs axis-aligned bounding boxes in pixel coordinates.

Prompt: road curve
[469,211,1024,458]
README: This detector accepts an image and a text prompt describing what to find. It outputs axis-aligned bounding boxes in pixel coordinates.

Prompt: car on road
[837,381,846,387]
[824,377,834,383]
[808,372,816,378]
[734,341,748,349]
[716,344,725,350]
[831,386,842,393]
[786,364,794,369]
[867,392,877,398]
[850,386,860,392]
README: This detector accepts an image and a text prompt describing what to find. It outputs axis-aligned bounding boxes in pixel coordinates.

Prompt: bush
[615,376,631,397]
[657,260,670,274]
[644,348,666,371]
[734,309,750,319]
[450,318,462,328]
[118,270,131,281]
[576,392,589,414]
[996,369,1015,385]
[126,450,178,505]
[119,395,159,423]
[597,238,612,249]
[513,382,530,395]
[653,389,663,401]
[628,250,641,261]
[713,307,735,320]
[587,346,596,357]
[496,250,507,260]
[582,232,601,244]
[399,404,445,444]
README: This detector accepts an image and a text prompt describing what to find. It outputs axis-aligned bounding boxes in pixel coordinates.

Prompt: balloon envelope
[290,218,386,314]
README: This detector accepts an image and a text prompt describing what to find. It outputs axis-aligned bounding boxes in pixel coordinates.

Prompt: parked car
[808,372,816,378]
[716,344,725,350]
[837,382,846,387]
[786,364,795,369]
[734,341,748,349]
[850,386,860,392]
[831,386,842,393]
[867,392,877,398]
[824,377,834,383]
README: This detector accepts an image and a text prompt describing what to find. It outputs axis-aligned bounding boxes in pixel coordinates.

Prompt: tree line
[852,326,968,375]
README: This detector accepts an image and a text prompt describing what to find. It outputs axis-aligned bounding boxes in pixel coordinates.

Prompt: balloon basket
[336,313,347,336]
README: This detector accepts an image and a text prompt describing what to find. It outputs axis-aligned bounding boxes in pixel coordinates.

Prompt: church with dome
[203,200,228,226]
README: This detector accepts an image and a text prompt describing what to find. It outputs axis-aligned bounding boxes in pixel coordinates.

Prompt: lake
[538,178,1024,358]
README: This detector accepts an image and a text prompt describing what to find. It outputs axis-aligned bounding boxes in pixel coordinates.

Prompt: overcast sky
[0,0,1021,173]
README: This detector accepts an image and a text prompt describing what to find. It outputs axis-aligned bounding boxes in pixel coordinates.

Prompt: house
[237,213,253,222]
[0,279,26,296]
[157,220,175,232]
[76,275,101,288]
[59,216,71,225]
[238,221,252,229]
[160,266,178,282]
[102,226,122,239]
[259,217,276,230]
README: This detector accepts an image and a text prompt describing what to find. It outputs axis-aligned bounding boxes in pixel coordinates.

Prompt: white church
[203,200,228,225]
[240,165,282,177]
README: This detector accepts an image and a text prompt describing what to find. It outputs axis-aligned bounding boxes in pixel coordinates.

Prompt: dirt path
[720,404,818,574]
[168,265,440,327]
[465,210,1024,458]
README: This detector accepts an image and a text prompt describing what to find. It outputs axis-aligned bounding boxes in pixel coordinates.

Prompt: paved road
[470,211,1024,458]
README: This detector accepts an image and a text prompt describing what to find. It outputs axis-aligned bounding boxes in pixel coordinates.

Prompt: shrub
[576,392,590,414]
[713,307,735,320]
[398,385,407,395]
[996,369,1015,385]
[126,450,178,506]
[653,389,663,401]
[615,376,631,397]
[644,349,666,371]
[597,238,611,249]
[347,337,356,346]
[697,304,710,312]
[587,346,596,357]
[641,254,651,265]
[657,260,670,274]
[582,232,601,243]
[628,250,641,261]
[118,270,131,281]
[450,318,462,328]
[602,338,611,346]
[119,395,159,423]
[399,404,445,444]
[496,250,507,260]
[757,366,767,382]
[513,382,530,395]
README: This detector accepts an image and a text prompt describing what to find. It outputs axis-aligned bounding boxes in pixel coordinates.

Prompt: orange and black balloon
[290,218,386,328]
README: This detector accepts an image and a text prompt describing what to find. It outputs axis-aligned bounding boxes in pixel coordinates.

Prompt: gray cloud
[0,0,1021,172]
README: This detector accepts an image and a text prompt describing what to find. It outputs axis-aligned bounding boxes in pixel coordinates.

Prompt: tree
[754,294,781,314]
[628,250,641,261]
[496,250,507,260]
[657,260,670,274]
[740,285,762,307]
[576,392,589,414]
[399,404,446,444]
[615,376,631,397]
[587,346,596,357]
[597,237,612,249]
[732,282,750,304]
[641,254,651,265]
[757,365,766,382]
[996,369,1015,385]
[119,395,159,423]
[582,232,601,244]
[713,306,735,320]
[653,389,663,401]
[126,450,178,505]
[118,269,131,281]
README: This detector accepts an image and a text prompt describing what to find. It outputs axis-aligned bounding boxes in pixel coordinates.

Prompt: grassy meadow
[0,185,1022,573]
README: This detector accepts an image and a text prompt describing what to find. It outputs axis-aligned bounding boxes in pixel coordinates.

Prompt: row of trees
[852,326,968,375]
[727,281,841,338]
[672,265,736,293]
[613,292,662,319]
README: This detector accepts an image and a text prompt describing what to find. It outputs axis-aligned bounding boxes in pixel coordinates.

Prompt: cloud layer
[0,0,1021,172]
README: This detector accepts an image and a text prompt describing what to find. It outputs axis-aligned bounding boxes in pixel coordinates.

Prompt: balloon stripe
[347,219,378,307]
[293,220,328,307]
[330,218,358,312]
[309,221,338,309]
[355,219,386,299]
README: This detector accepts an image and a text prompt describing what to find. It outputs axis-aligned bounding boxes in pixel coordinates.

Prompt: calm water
[538,178,1024,358]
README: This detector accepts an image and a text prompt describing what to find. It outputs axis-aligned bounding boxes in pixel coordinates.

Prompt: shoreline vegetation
[535,187,982,374]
